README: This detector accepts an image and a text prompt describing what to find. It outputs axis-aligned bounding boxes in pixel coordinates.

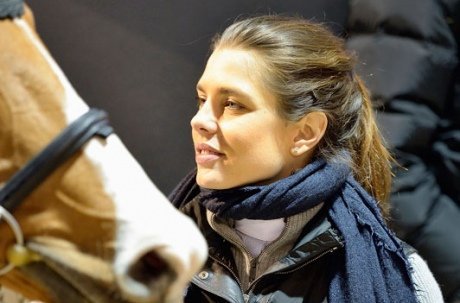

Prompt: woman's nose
[190,104,218,135]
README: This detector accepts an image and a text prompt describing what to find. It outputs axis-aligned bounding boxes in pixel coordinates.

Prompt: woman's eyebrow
[196,84,251,100]
[219,87,251,99]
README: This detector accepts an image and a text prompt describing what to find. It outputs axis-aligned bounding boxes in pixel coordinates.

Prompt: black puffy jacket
[345,0,460,301]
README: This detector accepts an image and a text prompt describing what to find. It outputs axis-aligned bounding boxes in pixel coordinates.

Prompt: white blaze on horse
[0,2,207,303]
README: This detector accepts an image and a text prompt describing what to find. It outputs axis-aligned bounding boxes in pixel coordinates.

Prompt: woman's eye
[224,100,244,110]
[195,96,206,108]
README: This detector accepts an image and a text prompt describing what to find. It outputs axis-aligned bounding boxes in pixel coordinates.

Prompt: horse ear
[23,5,36,30]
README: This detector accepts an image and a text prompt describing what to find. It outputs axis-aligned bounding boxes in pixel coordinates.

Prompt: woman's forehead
[198,49,267,92]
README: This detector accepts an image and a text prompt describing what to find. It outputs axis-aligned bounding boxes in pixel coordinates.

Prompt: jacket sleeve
[407,251,444,303]
[345,0,460,301]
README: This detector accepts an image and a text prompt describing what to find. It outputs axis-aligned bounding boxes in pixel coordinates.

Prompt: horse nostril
[127,251,171,282]
[123,250,176,301]
[142,251,168,275]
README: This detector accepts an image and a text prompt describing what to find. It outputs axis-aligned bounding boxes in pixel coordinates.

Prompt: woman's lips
[195,143,224,165]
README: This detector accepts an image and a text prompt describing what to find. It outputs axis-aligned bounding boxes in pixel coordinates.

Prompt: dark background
[28,0,348,194]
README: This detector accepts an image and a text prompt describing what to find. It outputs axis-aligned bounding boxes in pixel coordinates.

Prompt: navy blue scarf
[172,158,417,303]
[199,158,349,220]
[0,0,23,19]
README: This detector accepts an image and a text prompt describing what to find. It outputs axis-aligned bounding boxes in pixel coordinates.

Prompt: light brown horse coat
[0,5,207,303]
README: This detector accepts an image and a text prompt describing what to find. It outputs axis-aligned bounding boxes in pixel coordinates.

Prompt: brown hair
[212,15,393,216]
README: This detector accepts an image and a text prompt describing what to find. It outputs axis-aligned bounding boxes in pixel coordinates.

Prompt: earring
[291,147,300,155]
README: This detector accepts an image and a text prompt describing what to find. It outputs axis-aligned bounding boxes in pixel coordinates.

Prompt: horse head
[0,3,207,302]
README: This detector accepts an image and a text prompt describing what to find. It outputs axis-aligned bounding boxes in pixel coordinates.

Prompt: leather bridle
[0,108,113,274]
[0,108,113,212]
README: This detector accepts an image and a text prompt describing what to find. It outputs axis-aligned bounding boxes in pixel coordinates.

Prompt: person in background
[346,1,460,301]
[169,15,443,302]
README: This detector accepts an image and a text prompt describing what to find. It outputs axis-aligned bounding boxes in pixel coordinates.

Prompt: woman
[170,15,443,302]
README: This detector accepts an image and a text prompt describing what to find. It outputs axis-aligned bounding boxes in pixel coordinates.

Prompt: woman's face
[191,49,300,189]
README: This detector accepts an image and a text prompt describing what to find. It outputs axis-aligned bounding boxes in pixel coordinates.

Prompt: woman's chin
[196,180,227,190]
[196,172,222,189]
[196,168,281,189]
[195,171,237,190]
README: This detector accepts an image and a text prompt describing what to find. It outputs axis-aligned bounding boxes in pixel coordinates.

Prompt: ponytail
[352,76,393,217]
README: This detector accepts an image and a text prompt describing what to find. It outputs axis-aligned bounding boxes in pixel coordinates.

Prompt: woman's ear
[290,112,328,157]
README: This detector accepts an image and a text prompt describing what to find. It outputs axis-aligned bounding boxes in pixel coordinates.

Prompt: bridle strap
[0,204,24,275]
[0,108,113,212]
